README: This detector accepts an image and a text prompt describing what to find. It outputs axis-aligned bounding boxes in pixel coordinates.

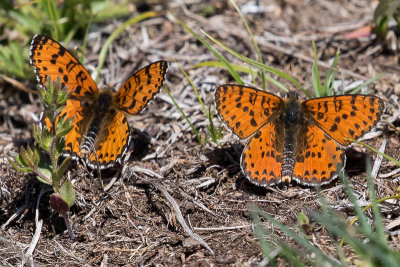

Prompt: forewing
[293,124,345,185]
[241,122,284,186]
[114,60,168,115]
[215,85,283,139]
[30,34,98,97]
[87,111,130,169]
[303,95,384,146]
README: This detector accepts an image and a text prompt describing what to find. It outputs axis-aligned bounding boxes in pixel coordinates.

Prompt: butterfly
[214,85,384,186]
[30,34,168,169]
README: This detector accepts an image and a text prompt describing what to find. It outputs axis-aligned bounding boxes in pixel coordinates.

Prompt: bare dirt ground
[1,0,400,266]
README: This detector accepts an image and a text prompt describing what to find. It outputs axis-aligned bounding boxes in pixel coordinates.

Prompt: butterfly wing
[241,122,284,185]
[114,60,168,115]
[302,95,384,146]
[30,34,98,97]
[293,124,345,185]
[42,99,87,159]
[215,85,283,139]
[62,100,88,159]
[86,110,130,169]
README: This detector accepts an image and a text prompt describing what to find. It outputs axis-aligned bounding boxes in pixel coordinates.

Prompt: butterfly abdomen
[79,89,114,159]
[80,118,100,159]
[281,94,303,182]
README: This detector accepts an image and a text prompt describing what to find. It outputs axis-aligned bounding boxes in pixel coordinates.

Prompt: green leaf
[20,146,35,168]
[59,180,76,208]
[55,116,74,139]
[7,156,33,173]
[55,157,72,183]
[36,157,52,185]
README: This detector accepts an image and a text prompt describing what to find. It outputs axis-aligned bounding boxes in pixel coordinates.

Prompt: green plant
[373,0,400,39]
[165,62,223,145]
[310,42,384,97]
[251,164,400,266]
[8,78,76,240]
[0,0,130,79]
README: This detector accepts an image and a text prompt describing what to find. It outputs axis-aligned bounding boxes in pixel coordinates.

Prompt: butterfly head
[284,91,299,99]
[283,92,302,124]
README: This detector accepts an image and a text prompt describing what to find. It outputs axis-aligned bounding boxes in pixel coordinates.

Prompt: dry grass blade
[128,166,215,255]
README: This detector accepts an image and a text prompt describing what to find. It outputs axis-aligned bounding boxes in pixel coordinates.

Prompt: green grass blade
[93,11,157,83]
[311,41,323,97]
[80,12,93,63]
[191,61,289,92]
[277,242,308,267]
[176,61,208,117]
[203,31,308,95]
[349,73,385,94]
[349,139,400,166]
[252,207,338,265]
[339,170,373,236]
[229,0,266,90]
[365,161,387,247]
[164,85,202,144]
[323,49,340,96]
[192,61,257,74]
[315,214,378,261]
[250,209,275,262]
[173,15,243,85]
[43,0,62,40]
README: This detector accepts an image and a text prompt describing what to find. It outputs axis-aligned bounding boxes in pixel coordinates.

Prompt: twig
[24,187,48,266]
[103,169,120,191]
[150,180,214,255]
[131,169,214,255]
[379,168,400,179]
[193,224,251,231]
[371,139,387,179]
[0,74,38,95]
[178,188,219,218]
[1,204,28,230]
[23,219,42,266]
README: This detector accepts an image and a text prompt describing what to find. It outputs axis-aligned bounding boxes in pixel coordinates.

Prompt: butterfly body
[280,92,305,182]
[215,85,384,186]
[76,88,121,160]
[31,34,168,169]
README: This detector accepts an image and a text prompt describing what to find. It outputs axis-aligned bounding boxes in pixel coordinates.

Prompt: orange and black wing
[87,111,130,169]
[30,34,98,97]
[293,124,345,185]
[302,95,384,146]
[241,122,284,186]
[214,85,283,139]
[62,100,88,159]
[114,60,168,115]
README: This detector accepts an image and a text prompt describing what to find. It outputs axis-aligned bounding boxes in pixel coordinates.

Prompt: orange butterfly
[30,34,168,169]
[215,85,384,186]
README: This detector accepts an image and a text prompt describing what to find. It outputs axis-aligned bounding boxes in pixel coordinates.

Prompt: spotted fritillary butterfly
[30,34,168,169]
[215,85,384,186]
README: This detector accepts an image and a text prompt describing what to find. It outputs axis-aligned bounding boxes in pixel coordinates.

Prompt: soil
[1,0,400,266]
